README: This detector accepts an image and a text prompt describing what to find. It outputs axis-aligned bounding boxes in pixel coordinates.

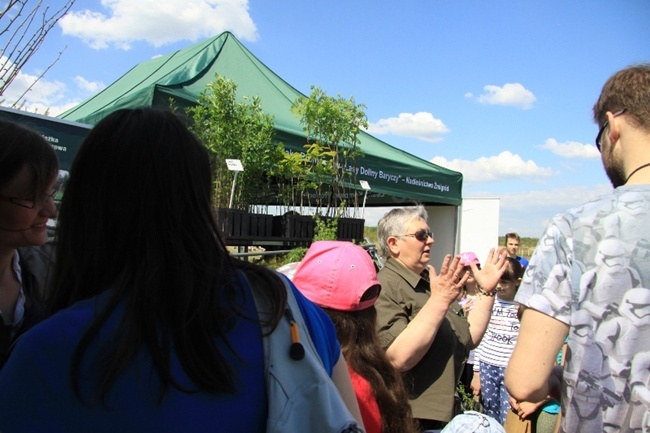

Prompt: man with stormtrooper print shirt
[505,64,650,433]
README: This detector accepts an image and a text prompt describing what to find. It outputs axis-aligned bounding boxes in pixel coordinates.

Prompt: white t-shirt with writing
[475,297,520,369]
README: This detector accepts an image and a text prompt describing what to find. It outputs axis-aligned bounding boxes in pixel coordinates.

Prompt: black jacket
[0,244,55,367]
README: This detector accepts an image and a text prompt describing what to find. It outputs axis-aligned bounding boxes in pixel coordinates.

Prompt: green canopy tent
[61,31,462,206]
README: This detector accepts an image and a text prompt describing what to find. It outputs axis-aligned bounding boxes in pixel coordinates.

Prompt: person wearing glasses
[505,64,650,433]
[0,119,59,367]
[374,205,507,431]
[0,108,364,432]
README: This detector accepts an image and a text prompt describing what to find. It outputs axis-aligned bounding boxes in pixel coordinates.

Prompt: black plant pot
[272,213,315,241]
[249,213,273,237]
[337,217,365,241]
[216,208,250,238]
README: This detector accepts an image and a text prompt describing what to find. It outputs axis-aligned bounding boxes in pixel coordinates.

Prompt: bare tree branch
[11,45,66,110]
[0,1,24,24]
[0,0,75,106]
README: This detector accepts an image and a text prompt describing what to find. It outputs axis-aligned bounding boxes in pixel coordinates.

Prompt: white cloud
[468,183,612,237]
[59,0,258,50]
[476,83,536,109]
[20,101,81,117]
[0,56,74,116]
[74,76,106,94]
[539,138,600,159]
[496,184,611,211]
[431,151,553,185]
[365,112,449,143]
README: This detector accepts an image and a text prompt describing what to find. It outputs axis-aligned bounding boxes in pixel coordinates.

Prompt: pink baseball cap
[292,241,381,312]
[459,251,480,266]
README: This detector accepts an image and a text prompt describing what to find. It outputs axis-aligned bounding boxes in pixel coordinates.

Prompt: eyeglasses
[0,181,62,209]
[397,229,434,242]
[596,108,626,152]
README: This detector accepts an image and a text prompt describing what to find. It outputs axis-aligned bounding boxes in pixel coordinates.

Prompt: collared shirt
[375,257,471,422]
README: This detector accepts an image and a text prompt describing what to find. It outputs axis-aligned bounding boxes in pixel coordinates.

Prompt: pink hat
[459,251,480,266]
[292,241,381,312]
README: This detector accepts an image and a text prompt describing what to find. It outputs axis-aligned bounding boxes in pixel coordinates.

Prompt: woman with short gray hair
[374,205,507,431]
[377,206,428,258]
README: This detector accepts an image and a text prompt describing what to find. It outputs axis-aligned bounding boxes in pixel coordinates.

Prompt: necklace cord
[624,162,650,184]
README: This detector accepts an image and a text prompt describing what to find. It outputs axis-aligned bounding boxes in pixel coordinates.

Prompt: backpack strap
[247,270,364,433]
[247,271,309,363]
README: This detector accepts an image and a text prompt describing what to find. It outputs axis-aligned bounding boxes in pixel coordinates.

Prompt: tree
[290,86,367,217]
[0,0,75,108]
[187,74,284,210]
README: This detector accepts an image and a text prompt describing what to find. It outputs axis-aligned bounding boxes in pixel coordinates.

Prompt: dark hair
[0,119,58,195]
[50,108,286,404]
[502,257,524,283]
[593,63,650,131]
[324,307,419,433]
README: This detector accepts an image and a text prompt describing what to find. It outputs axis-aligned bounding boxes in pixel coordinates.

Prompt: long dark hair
[324,307,419,433]
[50,108,286,404]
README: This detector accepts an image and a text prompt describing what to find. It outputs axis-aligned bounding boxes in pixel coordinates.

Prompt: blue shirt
[0,278,339,433]
[516,255,529,269]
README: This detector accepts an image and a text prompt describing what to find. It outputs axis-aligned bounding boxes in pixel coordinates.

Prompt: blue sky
[2,0,649,236]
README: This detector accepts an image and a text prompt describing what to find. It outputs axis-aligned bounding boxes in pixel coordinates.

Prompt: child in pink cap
[457,251,483,410]
[293,241,418,433]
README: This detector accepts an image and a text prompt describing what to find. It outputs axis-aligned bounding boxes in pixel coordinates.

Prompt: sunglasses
[397,229,434,242]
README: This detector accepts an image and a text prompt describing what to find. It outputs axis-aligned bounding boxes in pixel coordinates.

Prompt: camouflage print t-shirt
[515,184,650,433]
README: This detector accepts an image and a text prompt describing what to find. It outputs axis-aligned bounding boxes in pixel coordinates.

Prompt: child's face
[463,264,480,285]
[465,266,475,283]
[496,278,519,301]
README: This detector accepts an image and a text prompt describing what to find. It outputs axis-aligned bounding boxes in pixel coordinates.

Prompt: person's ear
[516,277,522,288]
[607,111,622,145]
[387,236,400,255]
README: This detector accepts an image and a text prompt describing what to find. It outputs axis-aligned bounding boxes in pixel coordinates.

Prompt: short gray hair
[377,205,428,257]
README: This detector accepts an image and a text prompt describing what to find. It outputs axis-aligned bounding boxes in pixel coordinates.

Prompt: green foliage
[456,384,482,412]
[187,75,284,209]
[313,215,338,241]
[186,78,369,216]
[290,86,368,216]
[284,247,308,264]
[364,226,377,244]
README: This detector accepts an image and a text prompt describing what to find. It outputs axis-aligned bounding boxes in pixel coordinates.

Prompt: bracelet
[478,286,495,297]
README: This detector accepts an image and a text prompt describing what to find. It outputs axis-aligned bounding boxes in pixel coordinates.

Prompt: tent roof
[60,32,462,206]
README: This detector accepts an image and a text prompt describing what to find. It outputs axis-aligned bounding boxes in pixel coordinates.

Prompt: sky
[2,0,649,237]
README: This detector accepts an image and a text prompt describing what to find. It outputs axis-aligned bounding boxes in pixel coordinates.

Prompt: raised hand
[468,247,508,294]
[427,254,470,306]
